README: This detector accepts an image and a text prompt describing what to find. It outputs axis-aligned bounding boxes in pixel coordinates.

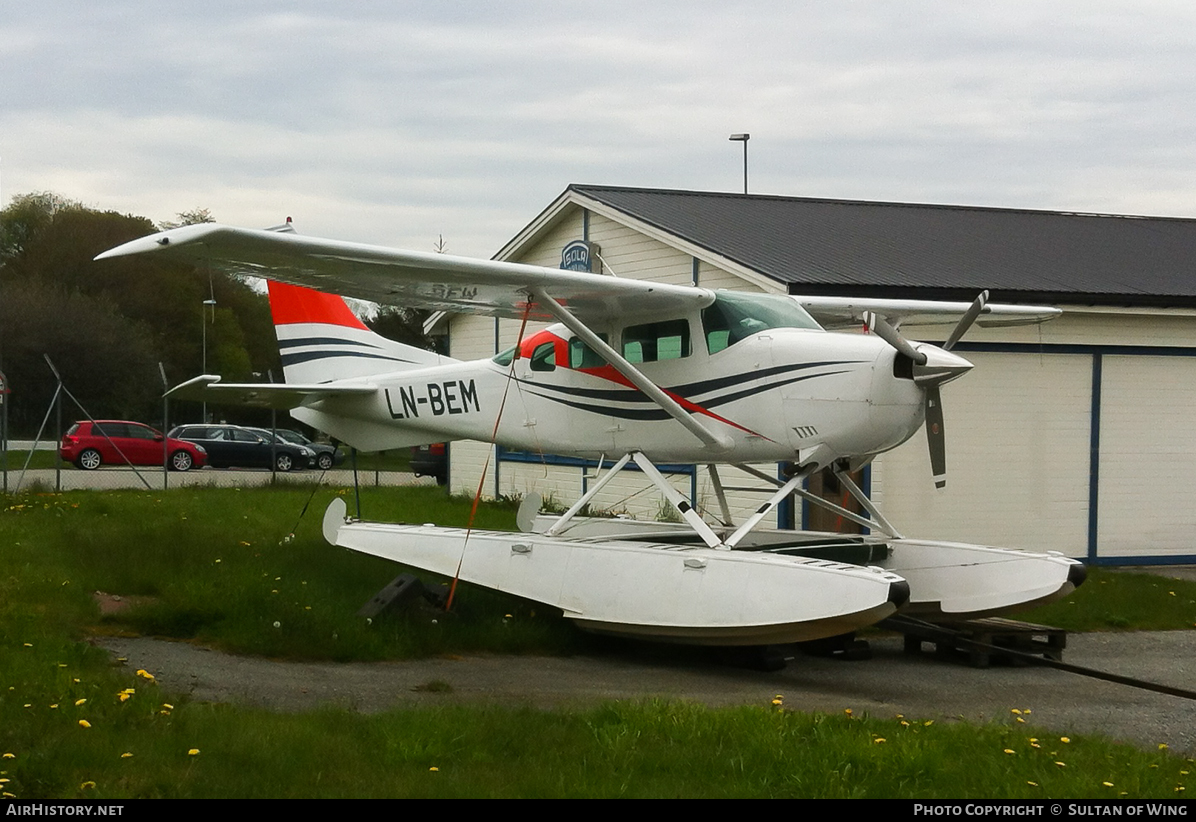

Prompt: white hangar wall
[873,308,1196,563]
[446,199,1196,564]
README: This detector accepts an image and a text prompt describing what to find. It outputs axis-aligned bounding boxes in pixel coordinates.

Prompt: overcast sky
[5,2,1196,258]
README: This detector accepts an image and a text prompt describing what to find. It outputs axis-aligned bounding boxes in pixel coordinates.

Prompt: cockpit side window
[529,341,556,372]
[701,291,821,354]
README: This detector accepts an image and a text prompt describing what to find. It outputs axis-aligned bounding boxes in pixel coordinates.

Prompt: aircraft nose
[912,345,973,388]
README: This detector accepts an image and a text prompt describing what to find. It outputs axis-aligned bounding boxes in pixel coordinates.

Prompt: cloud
[5,2,1196,256]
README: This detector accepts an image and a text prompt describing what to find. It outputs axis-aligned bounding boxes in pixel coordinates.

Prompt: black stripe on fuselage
[516,360,865,405]
[522,370,852,421]
[278,336,381,350]
[280,350,420,367]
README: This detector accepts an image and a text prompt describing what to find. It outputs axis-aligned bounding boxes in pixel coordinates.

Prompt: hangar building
[440,184,1196,566]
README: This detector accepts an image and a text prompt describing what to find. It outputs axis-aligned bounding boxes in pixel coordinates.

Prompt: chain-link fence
[3,441,438,494]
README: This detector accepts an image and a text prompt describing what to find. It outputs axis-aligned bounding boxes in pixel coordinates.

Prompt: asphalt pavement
[96,627,1196,756]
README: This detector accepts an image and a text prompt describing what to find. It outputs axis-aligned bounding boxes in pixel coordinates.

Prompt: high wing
[797,295,1061,330]
[96,223,714,323]
[165,375,378,410]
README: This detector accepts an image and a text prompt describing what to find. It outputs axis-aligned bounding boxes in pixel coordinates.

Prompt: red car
[60,420,208,471]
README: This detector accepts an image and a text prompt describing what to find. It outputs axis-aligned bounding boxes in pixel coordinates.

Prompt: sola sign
[560,240,593,272]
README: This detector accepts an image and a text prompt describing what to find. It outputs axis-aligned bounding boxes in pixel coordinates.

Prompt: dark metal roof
[569,184,1196,306]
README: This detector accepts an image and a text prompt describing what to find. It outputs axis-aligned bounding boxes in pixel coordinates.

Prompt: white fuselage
[291,322,927,468]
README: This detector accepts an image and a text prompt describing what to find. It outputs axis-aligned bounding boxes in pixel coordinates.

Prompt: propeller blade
[925,384,947,489]
[943,290,989,351]
[863,311,927,365]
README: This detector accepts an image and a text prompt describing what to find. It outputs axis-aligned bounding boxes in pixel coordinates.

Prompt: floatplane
[97,221,1085,646]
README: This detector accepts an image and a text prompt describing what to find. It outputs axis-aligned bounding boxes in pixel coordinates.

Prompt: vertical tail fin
[268,281,450,383]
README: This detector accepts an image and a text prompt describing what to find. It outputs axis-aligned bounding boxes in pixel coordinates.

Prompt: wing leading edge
[96,223,714,323]
[797,295,1061,330]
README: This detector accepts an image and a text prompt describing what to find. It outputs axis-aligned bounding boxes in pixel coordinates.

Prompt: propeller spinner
[865,291,987,488]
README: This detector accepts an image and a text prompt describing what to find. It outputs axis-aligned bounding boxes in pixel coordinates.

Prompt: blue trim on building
[1087,353,1102,564]
[1086,554,1196,567]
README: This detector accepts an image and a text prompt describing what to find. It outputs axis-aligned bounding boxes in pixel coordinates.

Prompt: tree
[0,193,280,433]
[157,208,215,231]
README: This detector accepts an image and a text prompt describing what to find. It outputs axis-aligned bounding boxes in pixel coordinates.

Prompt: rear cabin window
[622,319,691,363]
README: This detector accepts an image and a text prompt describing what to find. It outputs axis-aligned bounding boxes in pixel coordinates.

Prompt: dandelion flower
[78,720,91,729]
[1055,761,1066,768]
[74,698,86,706]
[136,670,155,681]
[1160,744,1170,750]
[1027,781,1039,787]
[1061,736,1070,743]
[1004,749,1015,755]
[844,708,853,717]
[188,749,200,756]
[80,781,95,790]
[874,738,886,744]
[429,766,439,772]
[121,753,133,759]
[1011,709,1022,715]
[2,754,13,759]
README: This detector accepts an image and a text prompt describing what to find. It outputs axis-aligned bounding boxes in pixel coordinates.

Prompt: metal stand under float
[884,616,1068,669]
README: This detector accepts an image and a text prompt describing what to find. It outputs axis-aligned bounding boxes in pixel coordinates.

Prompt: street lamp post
[201,298,216,423]
[729,133,750,194]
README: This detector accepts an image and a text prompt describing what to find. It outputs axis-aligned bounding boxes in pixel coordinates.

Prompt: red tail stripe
[268,280,368,330]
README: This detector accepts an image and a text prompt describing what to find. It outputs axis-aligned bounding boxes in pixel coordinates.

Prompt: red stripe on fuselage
[268,281,369,329]
[576,364,770,440]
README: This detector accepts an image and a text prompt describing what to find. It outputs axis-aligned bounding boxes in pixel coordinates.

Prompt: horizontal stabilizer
[165,374,377,410]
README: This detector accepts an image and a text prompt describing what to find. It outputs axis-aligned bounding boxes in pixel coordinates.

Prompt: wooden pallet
[894,617,1067,668]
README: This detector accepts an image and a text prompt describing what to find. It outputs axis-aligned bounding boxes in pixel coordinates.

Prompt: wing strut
[530,287,734,453]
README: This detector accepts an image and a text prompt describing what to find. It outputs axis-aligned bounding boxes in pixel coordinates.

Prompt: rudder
[268,280,449,383]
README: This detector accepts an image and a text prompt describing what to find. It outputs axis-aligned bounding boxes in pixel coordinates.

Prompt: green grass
[2,486,581,661]
[1,636,1191,799]
[2,450,59,471]
[2,486,1195,797]
[1018,567,1196,632]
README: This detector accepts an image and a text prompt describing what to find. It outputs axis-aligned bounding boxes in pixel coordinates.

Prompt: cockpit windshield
[702,291,822,354]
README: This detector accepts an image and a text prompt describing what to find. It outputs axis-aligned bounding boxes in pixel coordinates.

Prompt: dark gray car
[169,424,312,471]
